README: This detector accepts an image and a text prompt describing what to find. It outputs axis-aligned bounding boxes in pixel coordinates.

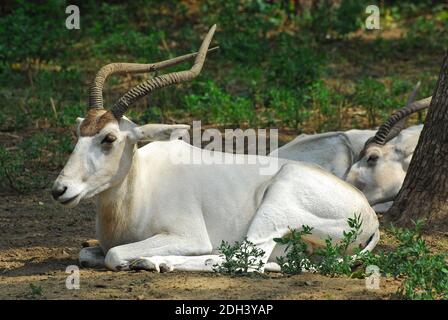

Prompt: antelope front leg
[104,233,212,271]
[129,255,223,272]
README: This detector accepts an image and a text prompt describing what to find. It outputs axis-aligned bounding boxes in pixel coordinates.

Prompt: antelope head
[346,91,431,205]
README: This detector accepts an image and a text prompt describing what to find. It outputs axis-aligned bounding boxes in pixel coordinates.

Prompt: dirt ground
[0,189,410,300]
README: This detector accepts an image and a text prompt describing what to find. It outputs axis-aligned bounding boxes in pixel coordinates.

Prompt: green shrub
[57,103,85,126]
[274,226,314,274]
[314,214,363,276]
[361,220,448,300]
[273,214,364,276]
[27,283,43,299]
[213,238,265,275]
[91,29,163,61]
[0,145,49,193]
[213,218,447,300]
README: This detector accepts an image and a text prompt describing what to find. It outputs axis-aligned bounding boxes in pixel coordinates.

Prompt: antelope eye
[101,134,117,144]
[367,154,379,165]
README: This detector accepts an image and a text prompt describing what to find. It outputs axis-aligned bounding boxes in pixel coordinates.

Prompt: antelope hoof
[129,257,173,273]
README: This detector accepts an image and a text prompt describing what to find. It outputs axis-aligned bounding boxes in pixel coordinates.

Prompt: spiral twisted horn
[111,25,217,119]
[382,81,422,143]
[367,95,432,147]
[88,45,218,109]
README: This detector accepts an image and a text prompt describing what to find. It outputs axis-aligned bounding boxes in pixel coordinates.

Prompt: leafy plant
[361,220,448,300]
[213,238,265,275]
[274,225,314,274]
[274,214,364,277]
[314,214,363,276]
[27,283,43,299]
[212,218,447,300]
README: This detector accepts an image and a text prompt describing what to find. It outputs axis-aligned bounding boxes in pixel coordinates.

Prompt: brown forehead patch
[80,109,118,136]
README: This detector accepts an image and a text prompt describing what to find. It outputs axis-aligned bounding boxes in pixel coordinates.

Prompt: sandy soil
[0,190,408,300]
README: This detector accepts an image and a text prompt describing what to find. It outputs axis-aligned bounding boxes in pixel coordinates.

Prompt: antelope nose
[51,183,67,200]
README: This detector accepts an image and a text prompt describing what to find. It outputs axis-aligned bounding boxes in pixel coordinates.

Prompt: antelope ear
[129,124,190,143]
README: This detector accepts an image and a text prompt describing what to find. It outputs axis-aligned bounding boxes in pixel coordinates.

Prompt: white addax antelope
[52,26,379,272]
[346,96,431,207]
[269,129,391,212]
[271,83,431,213]
[271,123,427,213]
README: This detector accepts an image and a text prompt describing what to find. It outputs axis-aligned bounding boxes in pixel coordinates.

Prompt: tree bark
[386,51,448,232]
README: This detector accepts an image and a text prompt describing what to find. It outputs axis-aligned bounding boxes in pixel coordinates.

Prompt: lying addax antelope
[346,96,431,207]
[270,125,423,213]
[270,125,427,213]
[269,129,392,212]
[271,83,431,212]
[51,26,379,272]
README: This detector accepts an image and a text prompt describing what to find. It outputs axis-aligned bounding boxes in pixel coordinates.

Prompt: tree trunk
[386,51,448,232]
